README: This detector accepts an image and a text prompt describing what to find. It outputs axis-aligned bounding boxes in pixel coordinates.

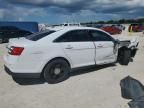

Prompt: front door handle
[97,45,103,48]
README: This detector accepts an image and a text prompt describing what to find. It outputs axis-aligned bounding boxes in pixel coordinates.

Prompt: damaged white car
[4,27,139,83]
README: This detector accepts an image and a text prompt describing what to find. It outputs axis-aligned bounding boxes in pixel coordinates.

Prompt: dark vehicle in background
[128,23,144,32]
[84,24,104,28]
[94,24,104,28]
[0,26,32,43]
[101,26,122,35]
[0,22,38,43]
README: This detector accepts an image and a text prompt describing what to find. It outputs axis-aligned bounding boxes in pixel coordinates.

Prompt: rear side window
[26,30,55,41]
[90,30,114,41]
[54,30,91,42]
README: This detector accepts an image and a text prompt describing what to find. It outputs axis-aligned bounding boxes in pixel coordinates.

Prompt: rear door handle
[65,45,73,49]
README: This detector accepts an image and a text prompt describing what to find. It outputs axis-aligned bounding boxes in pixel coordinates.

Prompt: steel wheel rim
[49,64,65,80]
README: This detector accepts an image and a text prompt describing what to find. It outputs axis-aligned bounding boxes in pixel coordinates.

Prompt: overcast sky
[0,0,144,24]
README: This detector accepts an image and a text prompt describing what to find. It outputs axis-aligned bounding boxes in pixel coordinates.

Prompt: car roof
[45,26,112,37]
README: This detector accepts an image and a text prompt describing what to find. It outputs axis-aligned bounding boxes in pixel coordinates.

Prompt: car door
[54,30,95,68]
[89,30,118,65]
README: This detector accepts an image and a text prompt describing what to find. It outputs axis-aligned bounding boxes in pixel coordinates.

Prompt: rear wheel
[119,49,131,65]
[43,59,70,84]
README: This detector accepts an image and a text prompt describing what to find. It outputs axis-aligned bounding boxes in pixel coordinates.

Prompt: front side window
[90,30,114,41]
[54,30,91,42]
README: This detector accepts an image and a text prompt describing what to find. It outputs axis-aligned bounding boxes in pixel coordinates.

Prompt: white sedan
[4,27,138,83]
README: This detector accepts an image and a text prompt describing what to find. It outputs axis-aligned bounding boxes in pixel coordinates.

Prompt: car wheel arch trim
[42,57,71,74]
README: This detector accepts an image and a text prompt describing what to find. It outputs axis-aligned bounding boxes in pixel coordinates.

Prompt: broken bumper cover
[131,48,138,57]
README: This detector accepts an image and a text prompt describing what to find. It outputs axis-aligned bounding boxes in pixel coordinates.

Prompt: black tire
[43,59,70,84]
[119,49,131,65]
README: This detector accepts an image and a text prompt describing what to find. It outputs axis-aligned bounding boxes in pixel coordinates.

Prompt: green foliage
[81,18,144,25]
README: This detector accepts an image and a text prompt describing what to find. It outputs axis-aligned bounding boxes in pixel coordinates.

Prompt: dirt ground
[0,30,144,108]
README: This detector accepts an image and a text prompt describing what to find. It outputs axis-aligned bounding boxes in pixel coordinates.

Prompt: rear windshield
[26,30,55,41]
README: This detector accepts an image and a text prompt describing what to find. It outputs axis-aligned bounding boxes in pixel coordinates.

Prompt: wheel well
[41,57,71,77]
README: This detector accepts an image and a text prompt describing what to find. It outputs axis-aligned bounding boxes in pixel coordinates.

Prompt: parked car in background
[112,24,125,30]
[128,23,144,32]
[61,23,81,27]
[4,27,138,83]
[101,26,122,35]
[94,24,104,28]
[0,26,32,43]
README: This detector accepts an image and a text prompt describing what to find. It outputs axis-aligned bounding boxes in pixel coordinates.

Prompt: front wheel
[43,59,70,84]
[119,49,131,65]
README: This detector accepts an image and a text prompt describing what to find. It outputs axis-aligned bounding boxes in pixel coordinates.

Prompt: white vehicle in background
[45,23,81,31]
[4,27,138,83]
[61,23,81,27]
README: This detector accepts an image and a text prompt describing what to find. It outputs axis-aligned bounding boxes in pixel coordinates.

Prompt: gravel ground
[0,31,144,108]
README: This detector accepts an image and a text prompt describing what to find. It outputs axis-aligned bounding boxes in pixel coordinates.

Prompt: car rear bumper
[4,65,41,78]
[4,54,42,74]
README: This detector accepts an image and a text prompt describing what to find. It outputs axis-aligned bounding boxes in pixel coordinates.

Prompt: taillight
[8,46,24,56]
